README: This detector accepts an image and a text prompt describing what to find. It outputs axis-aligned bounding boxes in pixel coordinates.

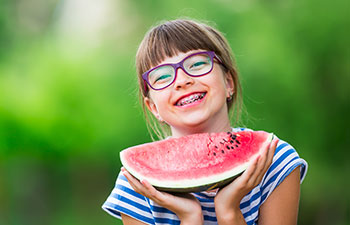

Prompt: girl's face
[144,50,234,137]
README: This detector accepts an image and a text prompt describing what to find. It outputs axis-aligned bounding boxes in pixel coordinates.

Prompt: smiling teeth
[177,93,206,106]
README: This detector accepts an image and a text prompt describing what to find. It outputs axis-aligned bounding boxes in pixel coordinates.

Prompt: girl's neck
[170,117,232,138]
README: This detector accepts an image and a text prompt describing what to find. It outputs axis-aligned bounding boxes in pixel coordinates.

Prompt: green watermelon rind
[155,167,245,193]
[120,132,274,193]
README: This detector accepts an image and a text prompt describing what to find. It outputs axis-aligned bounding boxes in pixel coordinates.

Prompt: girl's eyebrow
[156,50,206,66]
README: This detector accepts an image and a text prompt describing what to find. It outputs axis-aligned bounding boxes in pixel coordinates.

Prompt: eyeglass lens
[148,52,213,90]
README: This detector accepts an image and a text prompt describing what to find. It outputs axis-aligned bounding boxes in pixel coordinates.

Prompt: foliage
[0,0,349,224]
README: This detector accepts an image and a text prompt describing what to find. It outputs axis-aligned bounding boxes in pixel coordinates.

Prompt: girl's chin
[172,115,211,130]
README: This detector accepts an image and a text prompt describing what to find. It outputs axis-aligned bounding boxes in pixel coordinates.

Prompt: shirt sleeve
[102,172,155,225]
[260,137,308,203]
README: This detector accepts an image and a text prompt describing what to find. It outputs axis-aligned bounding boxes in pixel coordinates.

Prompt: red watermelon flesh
[120,131,273,192]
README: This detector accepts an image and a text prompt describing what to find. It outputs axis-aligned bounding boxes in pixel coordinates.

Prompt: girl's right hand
[121,167,203,225]
[214,137,279,224]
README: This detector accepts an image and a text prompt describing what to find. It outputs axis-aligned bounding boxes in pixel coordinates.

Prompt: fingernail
[141,179,149,186]
[256,155,261,162]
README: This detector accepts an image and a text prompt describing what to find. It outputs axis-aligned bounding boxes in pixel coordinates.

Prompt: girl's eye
[154,74,172,83]
[191,61,207,68]
[188,58,211,71]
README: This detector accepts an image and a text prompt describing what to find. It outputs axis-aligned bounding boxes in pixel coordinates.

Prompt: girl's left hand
[214,137,279,223]
[122,167,203,224]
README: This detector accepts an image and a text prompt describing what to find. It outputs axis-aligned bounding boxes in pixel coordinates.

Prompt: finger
[235,138,279,188]
[122,169,137,184]
[259,137,278,173]
[122,170,140,189]
[254,138,279,183]
[142,179,172,204]
[240,155,260,184]
[218,155,259,199]
[255,143,270,174]
[248,139,274,185]
[255,139,271,171]
[263,138,279,171]
[270,138,278,156]
[141,179,161,198]
[251,154,269,185]
[125,172,167,205]
[122,170,147,195]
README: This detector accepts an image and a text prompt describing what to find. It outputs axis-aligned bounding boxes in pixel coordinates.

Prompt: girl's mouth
[175,92,206,106]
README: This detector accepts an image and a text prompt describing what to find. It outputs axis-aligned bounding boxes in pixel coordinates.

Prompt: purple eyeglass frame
[142,51,222,91]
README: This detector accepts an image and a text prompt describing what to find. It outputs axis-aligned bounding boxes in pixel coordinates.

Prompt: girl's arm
[258,167,301,225]
[121,213,148,225]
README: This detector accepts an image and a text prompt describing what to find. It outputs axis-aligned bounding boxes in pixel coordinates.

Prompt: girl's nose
[174,68,194,90]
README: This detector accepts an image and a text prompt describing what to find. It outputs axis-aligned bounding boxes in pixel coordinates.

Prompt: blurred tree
[0,0,349,224]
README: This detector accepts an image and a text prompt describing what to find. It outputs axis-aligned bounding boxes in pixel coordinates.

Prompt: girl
[102,19,307,225]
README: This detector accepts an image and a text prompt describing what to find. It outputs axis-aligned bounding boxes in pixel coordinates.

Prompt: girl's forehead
[155,49,206,66]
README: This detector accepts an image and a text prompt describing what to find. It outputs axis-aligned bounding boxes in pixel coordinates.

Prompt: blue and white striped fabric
[102,128,308,225]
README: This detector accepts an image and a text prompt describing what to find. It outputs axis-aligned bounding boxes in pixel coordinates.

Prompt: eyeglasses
[142,51,222,91]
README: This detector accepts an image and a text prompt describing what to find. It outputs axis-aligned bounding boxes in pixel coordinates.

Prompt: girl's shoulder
[231,127,253,132]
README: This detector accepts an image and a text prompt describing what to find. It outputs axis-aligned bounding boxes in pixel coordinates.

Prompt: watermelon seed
[215,146,218,149]
[221,150,225,154]
[235,144,239,147]
[213,152,216,156]
[231,146,234,149]
[226,145,230,150]
[232,135,237,139]
[236,140,241,144]
[230,140,234,143]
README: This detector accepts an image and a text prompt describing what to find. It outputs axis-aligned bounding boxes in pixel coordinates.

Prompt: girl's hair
[136,19,243,140]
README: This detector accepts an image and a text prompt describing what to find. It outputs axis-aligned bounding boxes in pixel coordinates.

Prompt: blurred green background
[0,0,349,224]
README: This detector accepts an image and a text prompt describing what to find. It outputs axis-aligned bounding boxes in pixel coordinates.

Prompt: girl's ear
[144,97,162,121]
[224,72,235,98]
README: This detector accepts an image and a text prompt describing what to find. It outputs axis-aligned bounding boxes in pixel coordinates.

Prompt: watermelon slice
[120,131,273,192]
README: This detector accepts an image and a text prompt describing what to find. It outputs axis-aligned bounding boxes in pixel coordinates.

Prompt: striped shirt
[102,128,308,225]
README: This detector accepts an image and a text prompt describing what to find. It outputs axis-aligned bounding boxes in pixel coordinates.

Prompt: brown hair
[136,19,243,140]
